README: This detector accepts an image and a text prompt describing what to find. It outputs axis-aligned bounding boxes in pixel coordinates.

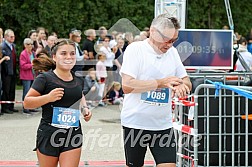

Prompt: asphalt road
[0,90,153,163]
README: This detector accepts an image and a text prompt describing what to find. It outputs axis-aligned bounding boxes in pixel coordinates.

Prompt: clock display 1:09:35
[177,45,225,54]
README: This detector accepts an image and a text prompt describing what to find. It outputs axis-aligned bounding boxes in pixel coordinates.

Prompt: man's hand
[171,83,190,98]
[157,76,183,90]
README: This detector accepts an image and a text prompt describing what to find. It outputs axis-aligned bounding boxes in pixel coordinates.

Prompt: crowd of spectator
[0,25,252,116]
[0,26,150,116]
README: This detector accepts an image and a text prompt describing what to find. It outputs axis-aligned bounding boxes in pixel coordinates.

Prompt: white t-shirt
[120,39,188,131]
[100,46,115,67]
[235,45,252,71]
[96,60,107,79]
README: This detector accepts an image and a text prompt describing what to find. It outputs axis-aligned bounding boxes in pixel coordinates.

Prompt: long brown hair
[32,55,55,72]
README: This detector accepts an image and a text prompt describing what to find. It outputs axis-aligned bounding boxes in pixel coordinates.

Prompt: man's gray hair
[85,29,95,37]
[151,14,181,30]
[4,29,14,37]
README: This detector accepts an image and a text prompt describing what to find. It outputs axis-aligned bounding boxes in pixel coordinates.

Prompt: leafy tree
[0,0,251,53]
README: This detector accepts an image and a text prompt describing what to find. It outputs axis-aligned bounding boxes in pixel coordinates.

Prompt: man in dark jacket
[1,29,18,114]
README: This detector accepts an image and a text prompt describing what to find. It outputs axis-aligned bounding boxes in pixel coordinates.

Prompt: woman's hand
[47,88,64,102]
[83,108,92,122]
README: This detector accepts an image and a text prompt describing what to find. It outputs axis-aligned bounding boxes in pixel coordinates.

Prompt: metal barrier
[192,83,252,167]
[189,72,252,92]
[173,96,198,167]
[172,72,252,166]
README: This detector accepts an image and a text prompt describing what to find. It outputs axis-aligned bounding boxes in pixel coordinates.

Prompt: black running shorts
[123,126,176,167]
[34,123,83,157]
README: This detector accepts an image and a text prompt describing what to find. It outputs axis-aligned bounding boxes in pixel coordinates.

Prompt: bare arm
[80,95,92,122]
[0,56,10,64]
[23,88,64,109]
[114,59,121,69]
[88,52,94,59]
[171,76,192,98]
[121,73,183,94]
[182,76,192,90]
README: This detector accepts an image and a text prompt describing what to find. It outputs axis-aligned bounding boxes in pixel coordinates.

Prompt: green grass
[16,85,23,90]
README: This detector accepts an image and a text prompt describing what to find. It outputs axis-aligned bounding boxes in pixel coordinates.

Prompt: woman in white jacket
[235,37,252,71]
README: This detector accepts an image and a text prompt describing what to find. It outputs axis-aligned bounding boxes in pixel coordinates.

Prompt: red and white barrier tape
[172,100,197,106]
[177,153,194,167]
[0,101,23,104]
[173,121,197,136]
[172,95,197,120]
[172,95,197,107]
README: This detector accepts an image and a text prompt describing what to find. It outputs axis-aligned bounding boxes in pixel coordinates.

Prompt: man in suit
[1,29,18,114]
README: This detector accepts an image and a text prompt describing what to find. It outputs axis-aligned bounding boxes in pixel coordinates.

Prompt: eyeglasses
[9,36,15,38]
[156,29,179,44]
[26,43,33,45]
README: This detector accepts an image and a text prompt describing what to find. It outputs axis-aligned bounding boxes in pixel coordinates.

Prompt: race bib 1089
[141,88,169,106]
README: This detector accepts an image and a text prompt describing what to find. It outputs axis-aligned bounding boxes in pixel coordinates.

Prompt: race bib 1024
[51,107,80,129]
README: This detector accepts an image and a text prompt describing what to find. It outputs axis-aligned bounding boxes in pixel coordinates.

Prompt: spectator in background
[70,28,87,74]
[96,26,107,44]
[36,27,47,48]
[82,29,96,71]
[1,29,18,114]
[134,35,142,42]
[113,37,124,82]
[0,41,10,116]
[246,28,252,54]
[100,35,116,92]
[222,25,230,30]
[96,53,107,106]
[44,35,56,57]
[235,37,252,71]
[83,29,96,60]
[0,28,3,44]
[107,81,123,105]
[111,31,118,40]
[140,31,148,40]
[122,32,133,51]
[50,32,58,39]
[27,29,38,53]
[19,38,36,114]
[83,68,101,106]
[144,27,150,38]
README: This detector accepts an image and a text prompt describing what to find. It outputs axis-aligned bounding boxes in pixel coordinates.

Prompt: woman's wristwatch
[81,105,89,113]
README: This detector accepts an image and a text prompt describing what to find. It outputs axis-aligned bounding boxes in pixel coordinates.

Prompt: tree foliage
[187,0,252,35]
[0,0,251,53]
